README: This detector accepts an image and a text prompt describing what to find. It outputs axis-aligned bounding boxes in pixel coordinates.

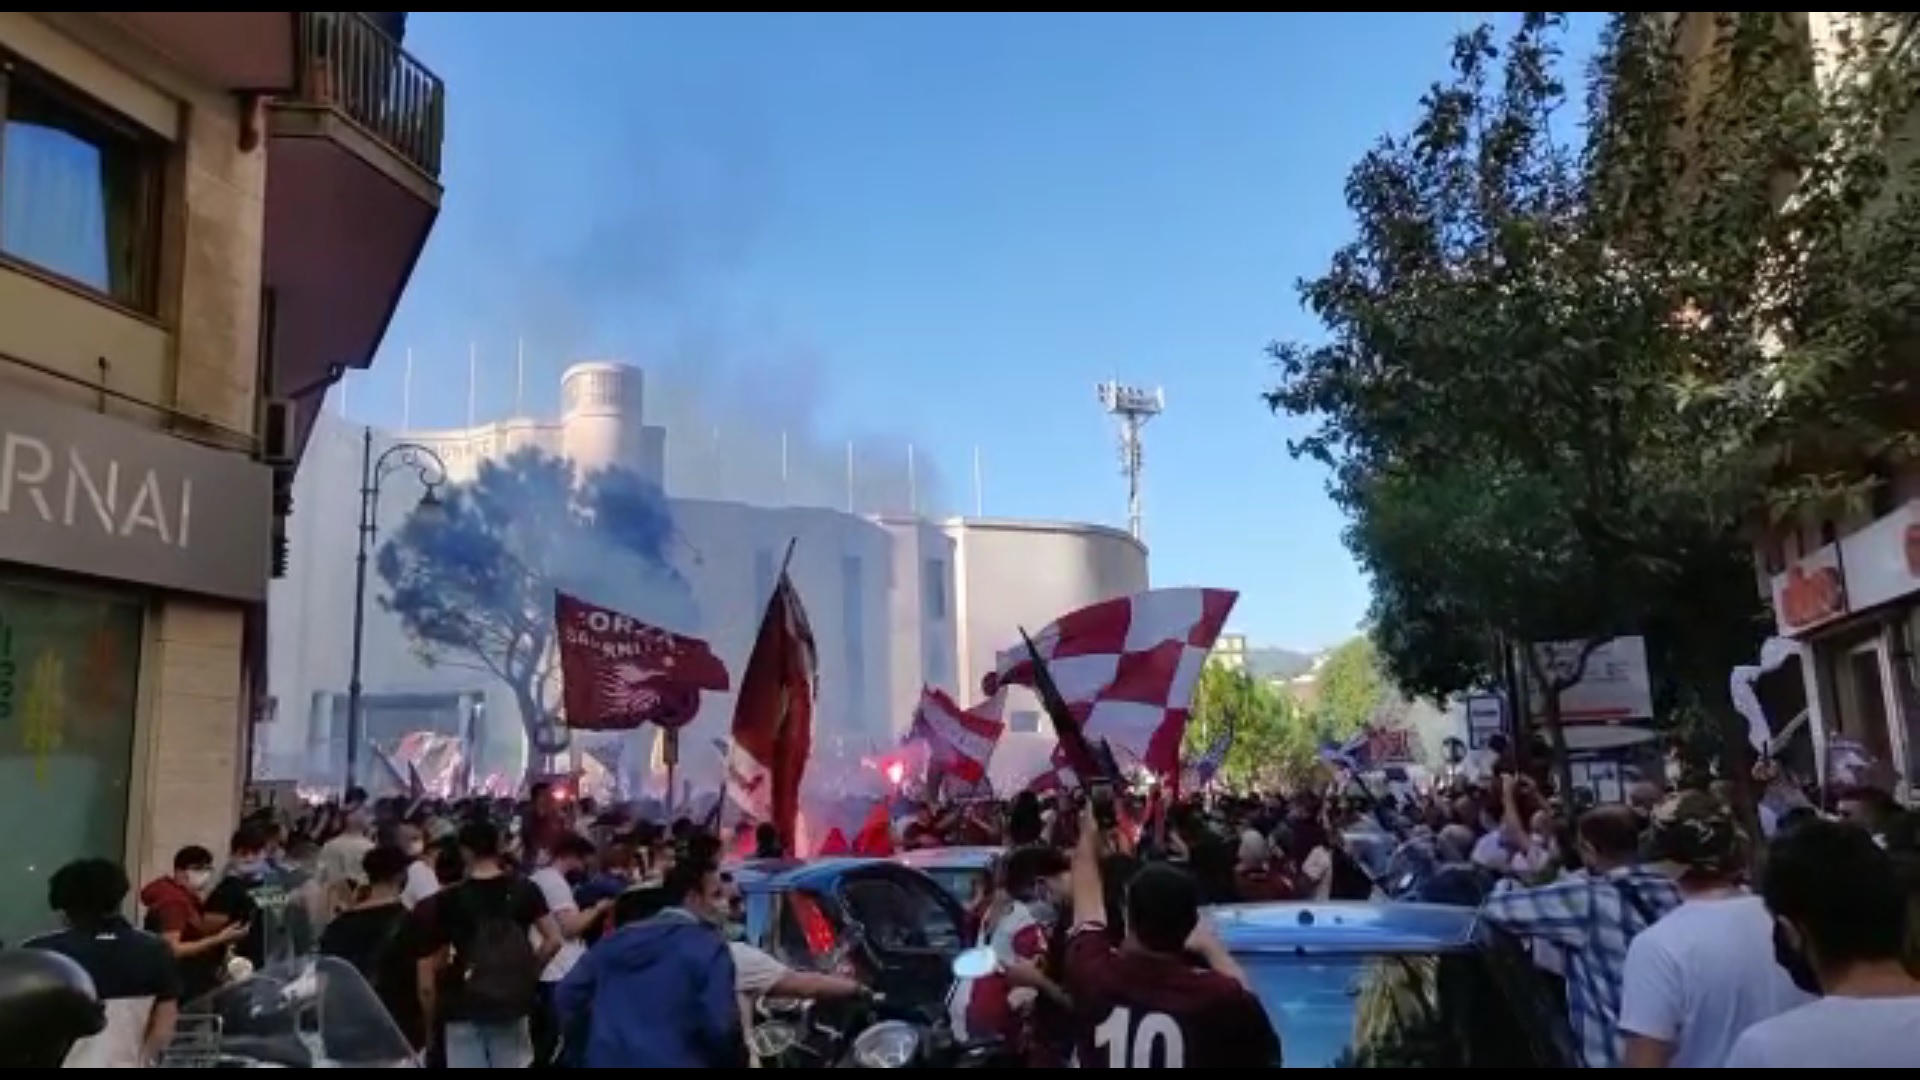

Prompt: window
[0,579,143,945]
[842,555,866,725]
[839,876,962,953]
[1010,709,1042,734]
[1236,944,1570,1068]
[921,558,948,621]
[924,639,949,688]
[0,63,163,312]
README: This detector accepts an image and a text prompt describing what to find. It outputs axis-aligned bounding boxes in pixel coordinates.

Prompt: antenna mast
[1096,381,1164,542]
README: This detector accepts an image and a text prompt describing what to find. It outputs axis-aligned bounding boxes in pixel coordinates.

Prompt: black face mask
[1771,921,1822,995]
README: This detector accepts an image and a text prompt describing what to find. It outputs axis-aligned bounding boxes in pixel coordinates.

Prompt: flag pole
[972,445,984,517]
[401,348,414,429]
[778,535,798,580]
[907,443,919,516]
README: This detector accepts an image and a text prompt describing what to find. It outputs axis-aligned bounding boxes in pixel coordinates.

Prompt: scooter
[157,956,420,1068]
[752,948,1010,1068]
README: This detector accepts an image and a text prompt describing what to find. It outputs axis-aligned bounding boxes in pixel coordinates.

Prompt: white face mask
[186,869,213,892]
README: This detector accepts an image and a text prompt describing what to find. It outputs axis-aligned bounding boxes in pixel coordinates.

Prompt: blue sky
[357,13,1537,651]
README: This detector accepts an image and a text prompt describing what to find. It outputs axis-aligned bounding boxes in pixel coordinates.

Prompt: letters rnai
[0,432,193,549]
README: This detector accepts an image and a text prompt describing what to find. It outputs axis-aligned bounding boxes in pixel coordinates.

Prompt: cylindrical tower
[560,362,656,476]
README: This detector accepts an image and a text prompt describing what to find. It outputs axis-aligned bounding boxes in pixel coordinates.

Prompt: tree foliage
[1267,14,1920,792]
[1185,663,1321,789]
[1306,636,1390,739]
[376,448,694,766]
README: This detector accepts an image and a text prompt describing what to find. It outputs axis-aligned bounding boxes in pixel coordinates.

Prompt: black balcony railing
[294,11,445,180]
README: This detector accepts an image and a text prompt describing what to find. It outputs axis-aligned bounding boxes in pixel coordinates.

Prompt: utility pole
[1096,381,1165,542]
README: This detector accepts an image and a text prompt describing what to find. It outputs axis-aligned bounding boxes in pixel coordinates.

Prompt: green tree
[1307,637,1388,740]
[1186,664,1320,789]
[1265,13,1920,800]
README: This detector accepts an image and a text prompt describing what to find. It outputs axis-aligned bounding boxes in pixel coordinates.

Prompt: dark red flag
[725,555,817,855]
[553,591,730,731]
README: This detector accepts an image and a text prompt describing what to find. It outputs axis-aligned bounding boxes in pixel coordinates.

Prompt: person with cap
[0,947,105,1068]
[1616,791,1809,1067]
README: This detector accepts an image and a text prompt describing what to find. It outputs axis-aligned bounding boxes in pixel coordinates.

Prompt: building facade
[0,12,443,942]
[1761,484,1920,796]
[265,363,1149,795]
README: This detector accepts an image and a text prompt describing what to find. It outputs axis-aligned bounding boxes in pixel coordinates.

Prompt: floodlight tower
[1096,381,1165,542]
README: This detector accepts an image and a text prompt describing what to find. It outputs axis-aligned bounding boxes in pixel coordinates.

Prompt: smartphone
[1087,780,1118,832]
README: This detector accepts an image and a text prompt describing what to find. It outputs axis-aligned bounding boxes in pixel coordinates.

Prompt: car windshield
[1236,946,1568,1068]
[920,867,986,905]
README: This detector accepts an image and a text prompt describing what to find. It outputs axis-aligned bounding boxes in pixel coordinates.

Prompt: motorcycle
[157,956,418,1068]
[749,947,1009,1068]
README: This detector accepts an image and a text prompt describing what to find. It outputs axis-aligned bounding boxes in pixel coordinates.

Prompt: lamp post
[345,425,448,791]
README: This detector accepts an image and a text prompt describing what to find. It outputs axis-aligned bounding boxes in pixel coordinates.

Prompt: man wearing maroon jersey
[1062,805,1281,1068]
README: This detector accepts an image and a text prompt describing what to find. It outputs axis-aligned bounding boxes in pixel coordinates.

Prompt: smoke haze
[409,103,947,517]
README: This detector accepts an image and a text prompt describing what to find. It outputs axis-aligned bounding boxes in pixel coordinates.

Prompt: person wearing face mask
[527,833,611,1066]
[1722,819,1920,1067]
[554,852,746,1068]
[140,845,246,1004]
[317,805,377,923]
[394,822,440,909]
[204,825,301,977]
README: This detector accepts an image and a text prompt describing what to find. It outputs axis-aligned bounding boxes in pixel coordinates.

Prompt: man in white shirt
[1723,819,1920,1067]
[729,940,867,1065]
[396,822,440,908]
[529,834,611,1066]
[1618,791,1809,1067]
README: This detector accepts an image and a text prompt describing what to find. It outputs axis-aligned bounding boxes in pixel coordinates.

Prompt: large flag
[726,549,818,855]
[986,587,1237,777]
[908,686,1005,785]
[1183,726,1233,790]
[553,591,730,730]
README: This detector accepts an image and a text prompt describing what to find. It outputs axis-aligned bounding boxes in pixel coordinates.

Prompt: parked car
[892,846,999,907]
[1210,901,1573,1068]
[735,857,968,1017]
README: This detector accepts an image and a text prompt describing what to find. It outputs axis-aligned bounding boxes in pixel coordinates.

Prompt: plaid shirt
[1480,866,1681,1068]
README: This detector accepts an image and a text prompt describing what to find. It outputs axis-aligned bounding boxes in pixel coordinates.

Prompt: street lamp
[345,426,449,791]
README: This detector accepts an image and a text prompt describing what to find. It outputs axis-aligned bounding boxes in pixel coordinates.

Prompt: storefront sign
[1530,636,1655,723]
[1772,500,1920,636]
[0,393,270,601]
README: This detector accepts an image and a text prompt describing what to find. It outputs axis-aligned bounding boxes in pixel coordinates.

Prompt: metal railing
[294,11,445,180]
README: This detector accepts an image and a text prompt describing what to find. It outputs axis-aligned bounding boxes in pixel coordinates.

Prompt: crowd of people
[10,756,1920,1067]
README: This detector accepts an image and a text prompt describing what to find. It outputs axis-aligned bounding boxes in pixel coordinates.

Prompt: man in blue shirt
[556,851,743,1067]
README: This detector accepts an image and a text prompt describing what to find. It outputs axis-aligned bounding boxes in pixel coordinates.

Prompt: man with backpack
[415,820,562,1068]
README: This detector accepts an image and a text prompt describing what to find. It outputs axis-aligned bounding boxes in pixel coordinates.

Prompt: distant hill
[1246,647,1317,681]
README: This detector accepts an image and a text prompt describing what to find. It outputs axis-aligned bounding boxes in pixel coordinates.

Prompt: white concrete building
[265,362,1147,793]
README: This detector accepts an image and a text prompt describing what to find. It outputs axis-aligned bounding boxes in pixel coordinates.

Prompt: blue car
[1210,902,1574,1068]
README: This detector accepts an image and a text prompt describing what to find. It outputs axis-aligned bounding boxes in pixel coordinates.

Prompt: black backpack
[451,884,541,1022]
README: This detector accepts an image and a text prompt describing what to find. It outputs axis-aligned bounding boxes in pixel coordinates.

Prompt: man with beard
[1061,804,1280,1067]
[1724,819,1920,1067]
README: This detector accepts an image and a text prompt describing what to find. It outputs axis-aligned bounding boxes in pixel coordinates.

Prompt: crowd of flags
[552,559,1252,854]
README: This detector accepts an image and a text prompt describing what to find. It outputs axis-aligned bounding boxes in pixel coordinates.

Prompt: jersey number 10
[1092,1006,1186,1067]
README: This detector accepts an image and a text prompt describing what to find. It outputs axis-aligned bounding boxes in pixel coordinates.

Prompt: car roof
[730,856,899,891]
[893,846,1000,870]
[1209,902,1484,954]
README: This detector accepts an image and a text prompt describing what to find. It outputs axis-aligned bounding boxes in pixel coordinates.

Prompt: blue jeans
[444,1019,534,1068]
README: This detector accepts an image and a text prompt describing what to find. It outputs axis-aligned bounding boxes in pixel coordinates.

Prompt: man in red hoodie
[139,845,245,1003]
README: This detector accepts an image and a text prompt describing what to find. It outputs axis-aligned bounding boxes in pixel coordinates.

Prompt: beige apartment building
[0,11,442,941]
[1672,12,1920,795]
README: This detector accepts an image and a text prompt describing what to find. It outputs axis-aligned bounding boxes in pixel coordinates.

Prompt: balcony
[265,12,444,446]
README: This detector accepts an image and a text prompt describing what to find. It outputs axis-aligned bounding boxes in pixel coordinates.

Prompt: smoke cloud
[437,108,946,517]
